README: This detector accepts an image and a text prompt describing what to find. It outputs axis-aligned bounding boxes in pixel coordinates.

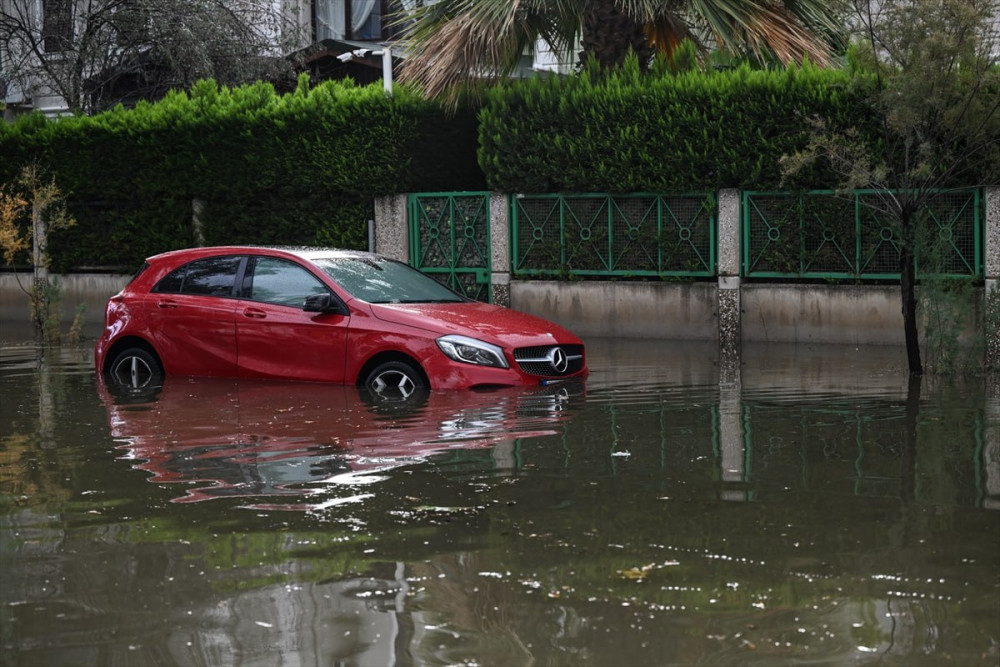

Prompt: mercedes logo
[547,346,569,374]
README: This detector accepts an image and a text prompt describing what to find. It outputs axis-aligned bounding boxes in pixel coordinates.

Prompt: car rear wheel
[109,348,163,389]
[363,361,426,402]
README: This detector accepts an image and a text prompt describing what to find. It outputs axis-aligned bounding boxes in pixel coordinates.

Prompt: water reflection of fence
[510,390,991,508]
[739,396,989,507]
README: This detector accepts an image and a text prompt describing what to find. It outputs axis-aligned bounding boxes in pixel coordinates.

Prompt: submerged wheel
[108,347,163,389]
[363,360,426,402]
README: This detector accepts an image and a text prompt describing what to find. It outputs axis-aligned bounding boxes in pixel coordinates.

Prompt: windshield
[312,257,466,304]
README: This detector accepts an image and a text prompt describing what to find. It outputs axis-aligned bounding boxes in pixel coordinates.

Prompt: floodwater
[1,339,998,666]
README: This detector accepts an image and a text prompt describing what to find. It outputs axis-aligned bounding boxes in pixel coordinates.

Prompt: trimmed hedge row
[0,75,485,271]
[478,60,878,192]
[3,61,984,272]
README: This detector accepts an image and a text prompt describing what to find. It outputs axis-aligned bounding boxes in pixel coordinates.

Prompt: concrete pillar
[373,194,409,262]
[985,187,999,369]
[489,193,511,307]
[719,379,747,502]
[985,382,1000,510]
[981,187,998,509]
[717,189,741,377]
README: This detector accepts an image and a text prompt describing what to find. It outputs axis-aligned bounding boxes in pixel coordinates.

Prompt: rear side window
[152,256,243,297]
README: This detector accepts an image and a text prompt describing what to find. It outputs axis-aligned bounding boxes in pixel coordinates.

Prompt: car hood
[368,302,582,348]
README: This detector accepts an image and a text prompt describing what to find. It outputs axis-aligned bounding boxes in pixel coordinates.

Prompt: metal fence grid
[511,193,717,278]
[408,192,492,302]
[406,189,984,286]
[743,190,983,279]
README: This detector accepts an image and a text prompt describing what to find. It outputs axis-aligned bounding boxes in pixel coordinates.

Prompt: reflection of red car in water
[98,376,582,509]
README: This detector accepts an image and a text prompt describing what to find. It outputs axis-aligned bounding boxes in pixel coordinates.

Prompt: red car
[95,246,587,397]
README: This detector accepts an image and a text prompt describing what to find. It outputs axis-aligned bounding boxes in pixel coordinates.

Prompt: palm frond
[397,0,845,100]
[398,0,571,100]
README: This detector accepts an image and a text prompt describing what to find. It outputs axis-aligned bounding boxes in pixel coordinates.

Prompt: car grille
[513,344,585,377]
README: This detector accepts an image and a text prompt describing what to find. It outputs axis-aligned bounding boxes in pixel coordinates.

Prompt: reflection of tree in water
[1,345,95,508]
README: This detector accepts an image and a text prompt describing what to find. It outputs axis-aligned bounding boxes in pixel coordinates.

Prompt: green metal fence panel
[408,192,492,302]
[742,189,983,280]
[511,193,717,278]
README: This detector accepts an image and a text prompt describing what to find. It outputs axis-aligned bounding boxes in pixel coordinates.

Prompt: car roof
[146,245,389,264]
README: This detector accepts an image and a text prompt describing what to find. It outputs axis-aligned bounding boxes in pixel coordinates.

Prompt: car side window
[249,257,330,308]
[153,256,242,296]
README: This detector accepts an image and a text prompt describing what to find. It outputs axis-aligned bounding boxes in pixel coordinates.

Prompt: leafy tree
[1,0,306,114]
[782,0,1000,375]
[395,0,847,102]
[0,165,79,342]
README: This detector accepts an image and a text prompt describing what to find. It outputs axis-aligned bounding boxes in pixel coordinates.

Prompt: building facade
[1,0,574,121]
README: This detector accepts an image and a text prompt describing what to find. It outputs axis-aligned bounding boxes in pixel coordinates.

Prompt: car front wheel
[108,347,163,389]
[363,361,426,401]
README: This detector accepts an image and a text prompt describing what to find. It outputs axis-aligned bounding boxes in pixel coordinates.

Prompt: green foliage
[479,60,880,193]
[782,0,1000,376]
[0,165,81,343]
[921,277,980,373]
[1,75,486,271]
[3,46,990,275]
[663,40,700,75]
[794,0,1000,196]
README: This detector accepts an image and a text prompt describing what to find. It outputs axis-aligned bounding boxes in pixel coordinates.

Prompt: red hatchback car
[95,246,587,397]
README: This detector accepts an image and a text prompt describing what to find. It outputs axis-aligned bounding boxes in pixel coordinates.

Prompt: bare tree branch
[2,0,307,114]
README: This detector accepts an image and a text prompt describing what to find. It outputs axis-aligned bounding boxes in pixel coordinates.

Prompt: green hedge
[0,75,485,272]
[2,59,987,273]
[478,59,878,193]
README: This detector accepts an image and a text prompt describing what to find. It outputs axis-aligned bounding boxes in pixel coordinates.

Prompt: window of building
[313,0,428,42]
[43,0,74,52]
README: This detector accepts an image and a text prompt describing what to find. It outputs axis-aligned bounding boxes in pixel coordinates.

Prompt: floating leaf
[619,564,656,581]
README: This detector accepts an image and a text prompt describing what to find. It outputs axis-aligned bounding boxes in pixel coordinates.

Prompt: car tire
[108,347,163,389]
[363,360,426,402]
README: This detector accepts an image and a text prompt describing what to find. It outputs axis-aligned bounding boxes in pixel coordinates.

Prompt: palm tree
[395,0,845,100]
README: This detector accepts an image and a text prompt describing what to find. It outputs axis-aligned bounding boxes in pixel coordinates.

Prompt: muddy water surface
[1,339,998,666]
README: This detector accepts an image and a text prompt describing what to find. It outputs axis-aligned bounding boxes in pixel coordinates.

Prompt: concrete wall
[511,281,718,340]
[742,284,905,345]
[509,280,981,345]
[0,273,129,342]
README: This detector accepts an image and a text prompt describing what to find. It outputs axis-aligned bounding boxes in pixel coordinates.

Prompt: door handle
[242,308,267,319]
[156,300,178,309]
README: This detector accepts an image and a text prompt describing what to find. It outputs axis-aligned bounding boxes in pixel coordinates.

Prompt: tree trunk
[900,243,923,376]
[32,197,50,343]
[580,0,652,70]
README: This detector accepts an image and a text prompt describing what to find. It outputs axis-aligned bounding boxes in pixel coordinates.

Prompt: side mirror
[303,293,346,315]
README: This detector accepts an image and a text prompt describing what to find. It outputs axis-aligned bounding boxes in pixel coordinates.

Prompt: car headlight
[436,335,509,369]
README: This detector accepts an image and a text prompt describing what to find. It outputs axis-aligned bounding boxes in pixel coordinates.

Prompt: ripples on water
[1,340,998,666]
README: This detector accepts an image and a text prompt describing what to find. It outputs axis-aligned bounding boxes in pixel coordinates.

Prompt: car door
[146,255,243,376]
[235,256,350,383]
